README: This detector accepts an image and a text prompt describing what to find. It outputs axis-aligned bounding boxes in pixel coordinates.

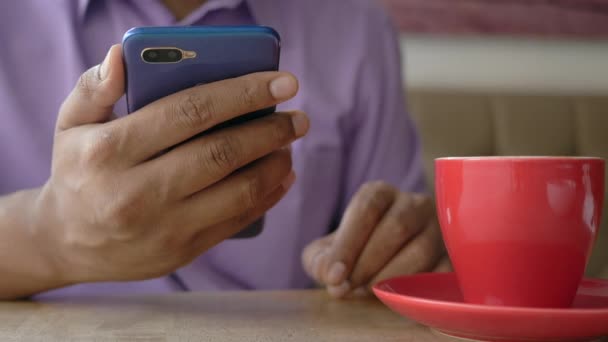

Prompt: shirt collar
[77,0,269,25]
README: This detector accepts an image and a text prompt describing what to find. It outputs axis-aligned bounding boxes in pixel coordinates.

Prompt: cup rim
[436,156,604,162]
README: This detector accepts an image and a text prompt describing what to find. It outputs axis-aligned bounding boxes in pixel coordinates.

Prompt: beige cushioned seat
[408,90,608,277]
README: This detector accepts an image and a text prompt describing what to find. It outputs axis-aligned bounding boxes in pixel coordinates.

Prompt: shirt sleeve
[338,6,426,214]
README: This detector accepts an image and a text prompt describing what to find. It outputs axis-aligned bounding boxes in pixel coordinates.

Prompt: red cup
[435,157,604,308]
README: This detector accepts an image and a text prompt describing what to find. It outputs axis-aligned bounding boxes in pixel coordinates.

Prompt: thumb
[56,44,124,132]
[301,233,334,284]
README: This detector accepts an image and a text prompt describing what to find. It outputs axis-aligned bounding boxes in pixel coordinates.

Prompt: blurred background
[380,0,608,277]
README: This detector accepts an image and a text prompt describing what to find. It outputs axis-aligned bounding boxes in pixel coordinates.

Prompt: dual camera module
[142,48,195,63]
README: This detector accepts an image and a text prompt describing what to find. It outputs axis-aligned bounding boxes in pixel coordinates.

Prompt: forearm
[0,188,68,300]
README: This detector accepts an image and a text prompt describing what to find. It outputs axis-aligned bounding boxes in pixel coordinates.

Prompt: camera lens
[167,49,182,62]
[143,50,159,62]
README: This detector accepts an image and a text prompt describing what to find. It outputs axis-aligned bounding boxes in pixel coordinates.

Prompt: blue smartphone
[122,26,281,238]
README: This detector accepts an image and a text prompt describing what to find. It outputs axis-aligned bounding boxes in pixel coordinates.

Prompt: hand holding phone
[34,32,308,286]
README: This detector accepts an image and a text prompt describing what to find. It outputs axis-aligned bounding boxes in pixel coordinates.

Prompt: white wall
[400,35,608,95]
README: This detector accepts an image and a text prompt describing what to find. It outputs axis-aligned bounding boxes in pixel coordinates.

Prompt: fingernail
[270,75,298,100]
[312,249,328,278]
[281,171,296,190]
[99,46,113,81]
[327,262,346,285]
[328,281,351,299]
[311,250,325,272]
[291,111,309,137]
[352,287,369,298]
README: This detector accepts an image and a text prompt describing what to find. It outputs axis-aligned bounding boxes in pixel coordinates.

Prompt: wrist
[29,184,76,289]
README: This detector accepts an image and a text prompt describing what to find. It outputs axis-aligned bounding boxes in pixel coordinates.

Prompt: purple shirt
[0,0,424,297]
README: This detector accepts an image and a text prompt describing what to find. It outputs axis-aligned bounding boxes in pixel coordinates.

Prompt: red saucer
[372,273,608,342]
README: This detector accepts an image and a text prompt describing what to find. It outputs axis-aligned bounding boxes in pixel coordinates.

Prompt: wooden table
[0,290,605,341]
[0,290,446,341]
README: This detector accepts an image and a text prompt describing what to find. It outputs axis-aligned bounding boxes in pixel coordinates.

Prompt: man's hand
[22,44,309,291]
[302,181,450,298]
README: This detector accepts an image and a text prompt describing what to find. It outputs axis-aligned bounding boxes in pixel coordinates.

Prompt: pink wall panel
[380,0,608,38]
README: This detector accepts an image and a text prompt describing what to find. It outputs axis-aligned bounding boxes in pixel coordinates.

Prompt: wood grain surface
[0,290,606,341]
[0,290,442,341]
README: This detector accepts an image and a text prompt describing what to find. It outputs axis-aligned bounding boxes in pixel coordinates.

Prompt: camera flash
[182,50,197,59]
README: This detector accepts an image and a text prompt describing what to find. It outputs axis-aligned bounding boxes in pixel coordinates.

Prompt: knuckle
[385,215,412,241]
[172,92,216,130]
[240,175,263,210]
[385,196,417,238]
[102,193,146,233]
[79,128,117,167]
[357,181,395,212]
[413,192,432,205]
[359,181,392,197]
[203,135,241,172]
[372,180,395,193]
[268,114,296,144]
[76,68,97,97]
[236,78,261,109]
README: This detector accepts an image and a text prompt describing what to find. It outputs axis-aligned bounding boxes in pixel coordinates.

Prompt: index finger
[320,182,396,286]
[114,71,298,163]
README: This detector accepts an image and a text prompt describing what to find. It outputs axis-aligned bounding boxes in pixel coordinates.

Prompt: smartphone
[122,26,281,238]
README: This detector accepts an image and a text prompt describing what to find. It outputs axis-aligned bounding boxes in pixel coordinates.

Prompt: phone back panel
[122,27,280,238]
[122,26,281,114]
